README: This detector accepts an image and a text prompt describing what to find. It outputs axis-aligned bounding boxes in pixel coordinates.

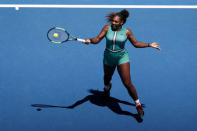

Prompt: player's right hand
[84,38,91,44]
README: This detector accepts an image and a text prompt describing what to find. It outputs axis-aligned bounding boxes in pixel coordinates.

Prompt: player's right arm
[85,25,109,44]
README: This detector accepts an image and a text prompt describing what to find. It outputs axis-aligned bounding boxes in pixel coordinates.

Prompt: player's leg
[103,64,116,97]
[117,62,144,117]
[117,62,138,100]
[104,64,116,85]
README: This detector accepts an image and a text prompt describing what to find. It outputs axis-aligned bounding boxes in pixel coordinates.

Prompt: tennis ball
[53,33,59,38]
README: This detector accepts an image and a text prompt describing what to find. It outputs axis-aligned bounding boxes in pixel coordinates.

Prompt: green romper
[103,25,130,66]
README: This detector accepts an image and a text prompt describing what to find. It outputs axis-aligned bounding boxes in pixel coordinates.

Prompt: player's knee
[104,74,112,80]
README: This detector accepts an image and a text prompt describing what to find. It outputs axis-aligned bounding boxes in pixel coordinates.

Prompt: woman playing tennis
[84,9,160,117]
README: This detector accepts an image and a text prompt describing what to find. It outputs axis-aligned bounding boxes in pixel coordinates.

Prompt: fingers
[150,42,161,50]
[84,38,91,44]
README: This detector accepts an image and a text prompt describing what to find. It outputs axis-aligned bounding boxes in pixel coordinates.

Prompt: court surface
[0,1,197,131]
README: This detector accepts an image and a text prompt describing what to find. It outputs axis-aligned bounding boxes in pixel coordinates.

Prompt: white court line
[0,4,197,9]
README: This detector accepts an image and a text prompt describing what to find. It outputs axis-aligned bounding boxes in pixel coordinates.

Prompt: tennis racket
[47,27,85,43]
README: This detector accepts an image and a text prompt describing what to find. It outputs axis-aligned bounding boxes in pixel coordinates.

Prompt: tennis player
[84,9,160,117]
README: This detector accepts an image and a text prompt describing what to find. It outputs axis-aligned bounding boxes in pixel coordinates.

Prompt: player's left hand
[149,42,161,50]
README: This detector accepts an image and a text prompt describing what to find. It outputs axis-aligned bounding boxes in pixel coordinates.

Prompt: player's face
[111,15,123,31]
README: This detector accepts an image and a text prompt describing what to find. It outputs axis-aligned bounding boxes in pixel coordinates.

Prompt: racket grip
[77,38,85,43]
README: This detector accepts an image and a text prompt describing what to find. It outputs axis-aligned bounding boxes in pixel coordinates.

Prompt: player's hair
[106,9,129,24]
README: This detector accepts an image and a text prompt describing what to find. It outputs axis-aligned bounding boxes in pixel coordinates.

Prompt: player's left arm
[127,28,160,50]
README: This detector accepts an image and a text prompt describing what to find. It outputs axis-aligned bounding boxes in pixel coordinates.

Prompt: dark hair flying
[106,9,130,24]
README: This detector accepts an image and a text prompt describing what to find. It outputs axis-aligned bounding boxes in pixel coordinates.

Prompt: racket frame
[47,27,85,43]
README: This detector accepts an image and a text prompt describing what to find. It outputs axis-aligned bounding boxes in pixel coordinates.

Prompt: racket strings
[47,28,69,43]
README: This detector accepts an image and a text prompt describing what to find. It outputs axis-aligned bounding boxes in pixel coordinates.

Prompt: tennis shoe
[136,104,144,118]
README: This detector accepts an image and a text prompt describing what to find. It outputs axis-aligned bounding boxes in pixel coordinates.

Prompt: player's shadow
[31,89,144,123]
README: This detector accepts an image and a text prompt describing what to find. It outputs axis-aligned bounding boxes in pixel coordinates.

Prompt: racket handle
[77,38,85,43]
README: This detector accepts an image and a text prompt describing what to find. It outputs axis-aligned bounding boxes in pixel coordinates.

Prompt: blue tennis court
[0,1,197,131]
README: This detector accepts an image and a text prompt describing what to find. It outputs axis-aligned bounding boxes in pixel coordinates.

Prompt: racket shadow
[31,89,144,123]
